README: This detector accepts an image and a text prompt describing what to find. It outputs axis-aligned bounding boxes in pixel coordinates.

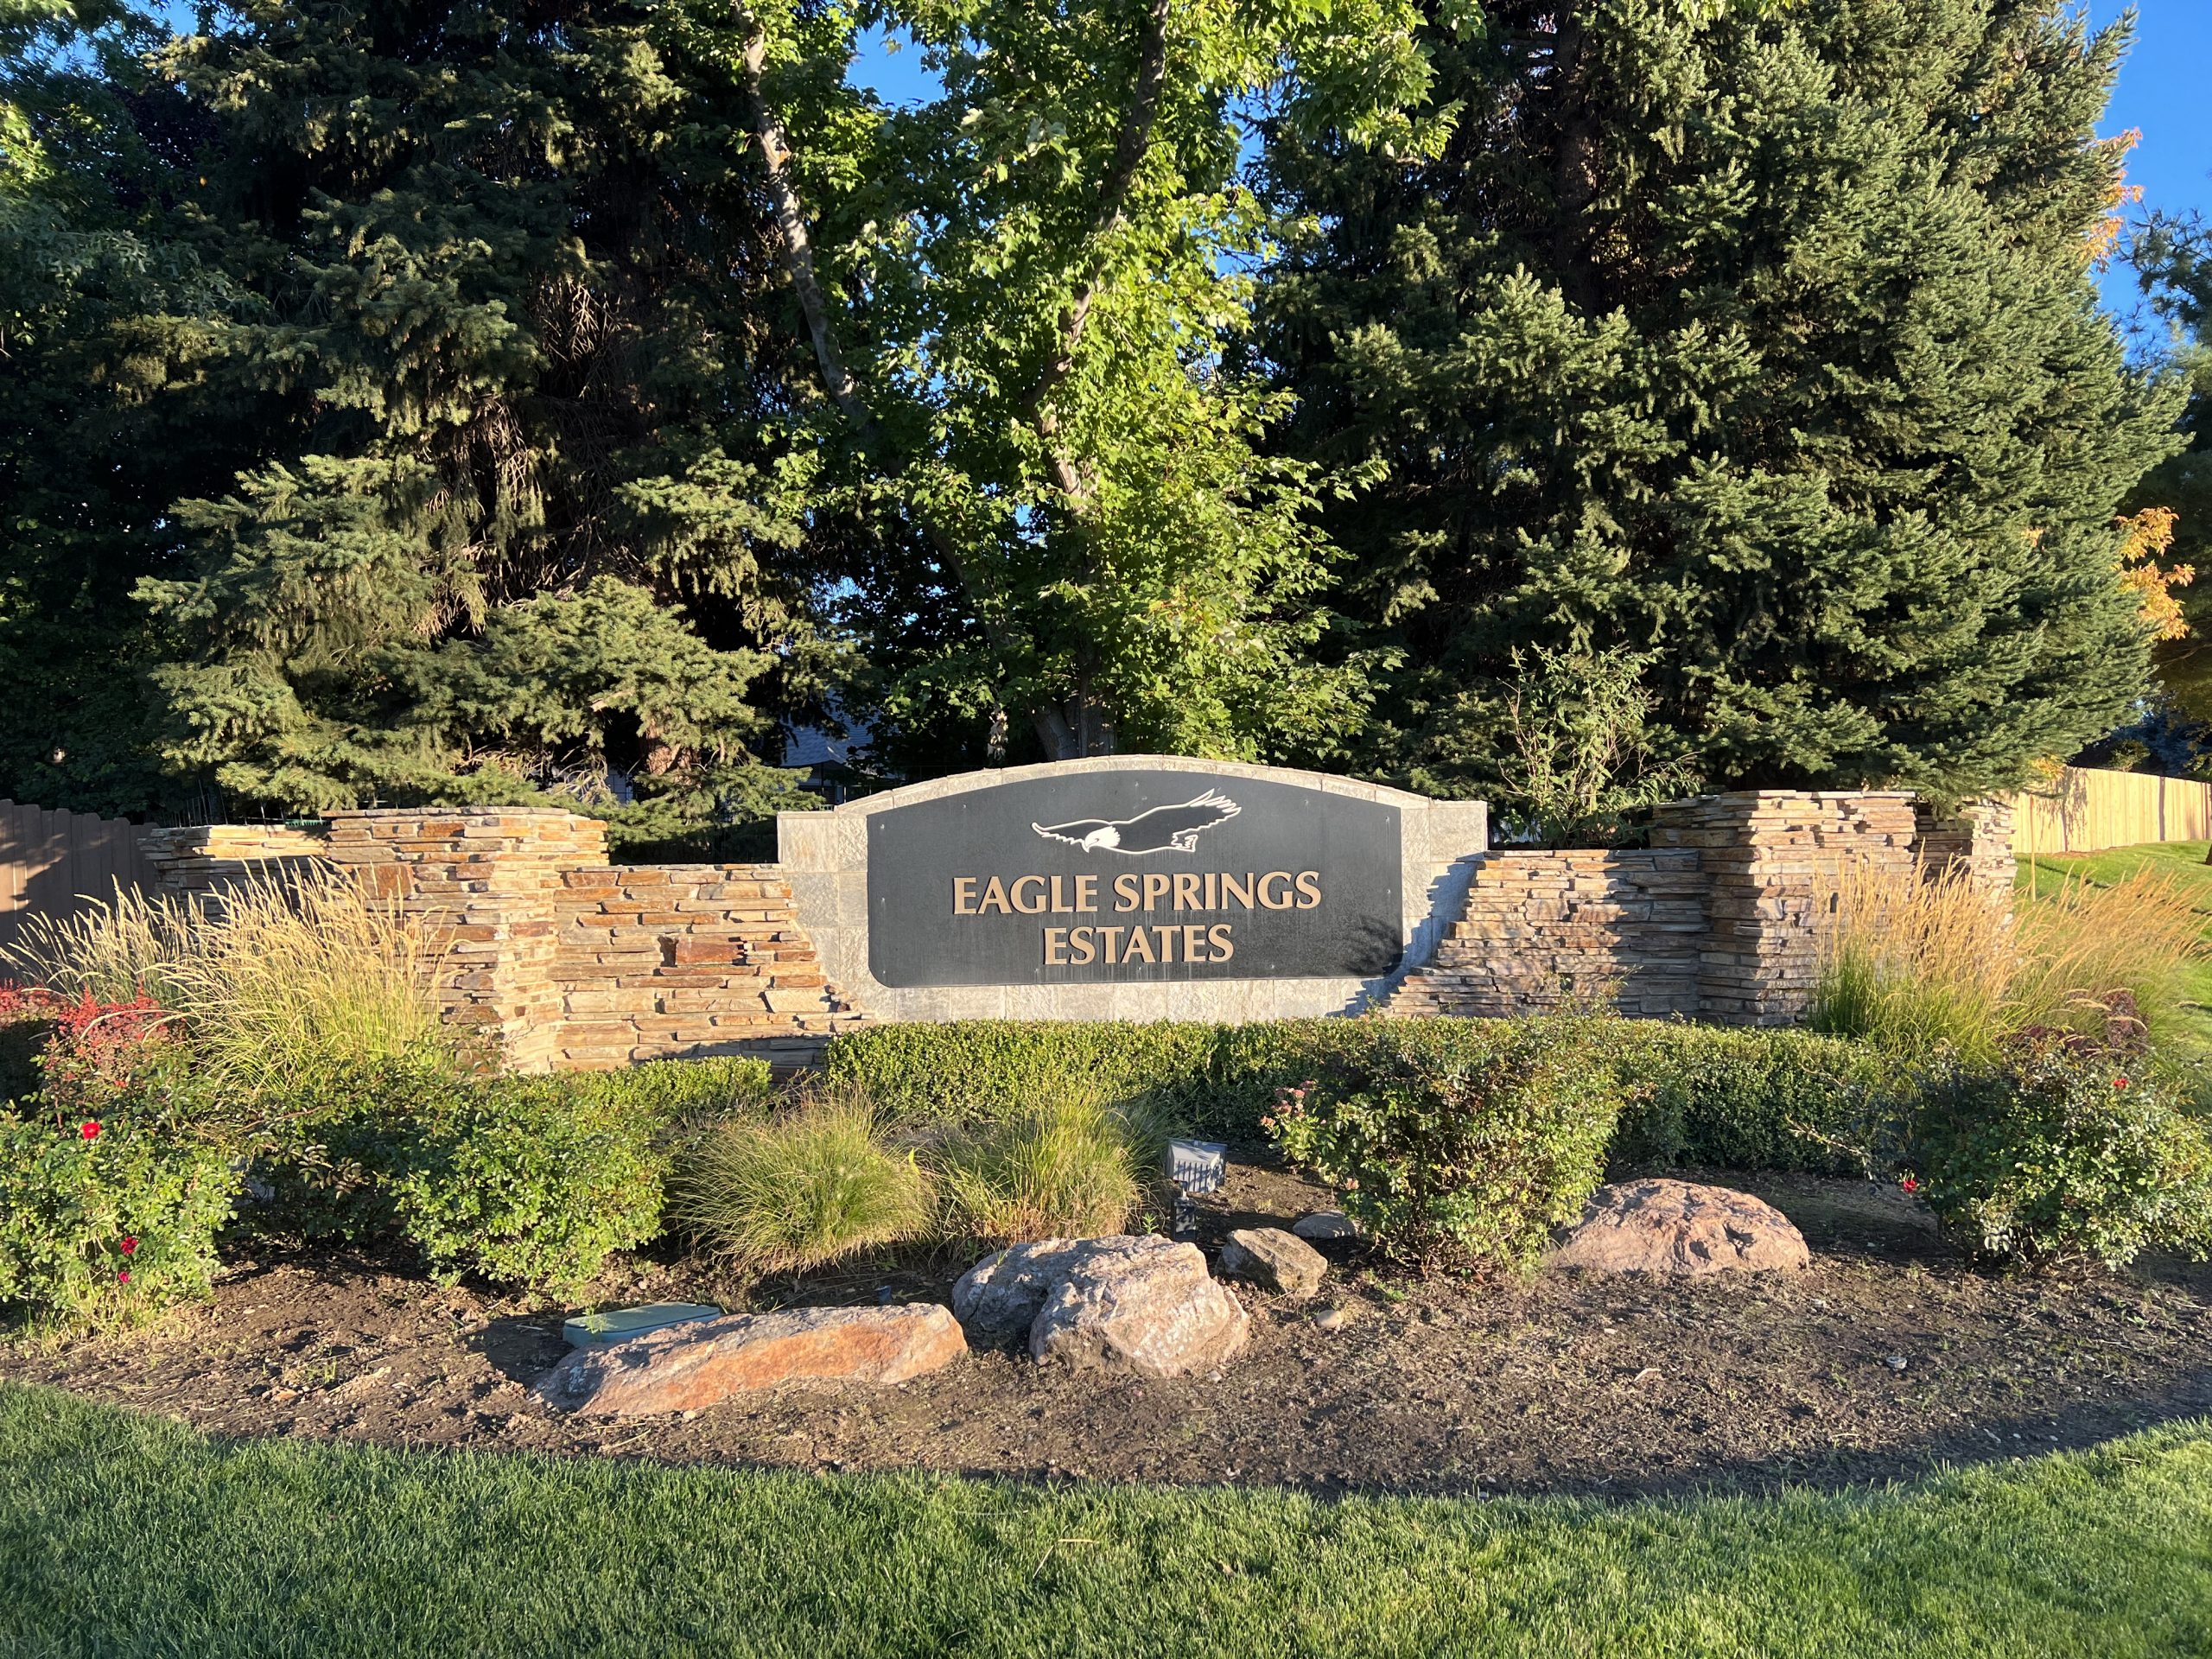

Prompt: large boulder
[534,1303,966,1417]
[1217,1227,1328,1299]
[1549,1179,1810,1276]
[949,1238,1091,1343]
[1032,1236,1250,1376]
[954,1235,1249,1377]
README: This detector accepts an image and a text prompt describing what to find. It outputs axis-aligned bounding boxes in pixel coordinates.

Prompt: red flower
[79,1121,100,1140]
[116,1268,130,1284]
[2114,1076,2131,1090]
[1900,1175,1920,1194]
[118,1236,137,1255]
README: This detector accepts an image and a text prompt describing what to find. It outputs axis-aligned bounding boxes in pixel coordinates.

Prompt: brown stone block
[764,987,830,1014]
[670,940,738,965]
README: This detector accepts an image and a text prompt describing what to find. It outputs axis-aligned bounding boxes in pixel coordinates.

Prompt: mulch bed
[6,1160,2211,1500]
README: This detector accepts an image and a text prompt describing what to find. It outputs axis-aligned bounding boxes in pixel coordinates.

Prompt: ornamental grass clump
[1812,862,2205,1062]
[671,1092,930,1273]
[3,868,454,1098]
[1810,863,2017,1063]
[934,1093,1149,1246]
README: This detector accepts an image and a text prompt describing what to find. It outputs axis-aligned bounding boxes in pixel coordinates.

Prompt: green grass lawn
[3,1384,2210,1658]
[2016,837,2212,897]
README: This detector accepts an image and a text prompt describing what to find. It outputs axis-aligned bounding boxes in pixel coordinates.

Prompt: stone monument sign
[778,757,1488,1022]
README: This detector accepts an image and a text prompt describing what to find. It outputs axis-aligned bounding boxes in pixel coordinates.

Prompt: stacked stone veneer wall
[153,810,865,1072]
[1389,791,2012,1027]
[1386,849,1706,1020]
[140,823,328,893]
[548,863,859,1070]
[1912,798,2017,904]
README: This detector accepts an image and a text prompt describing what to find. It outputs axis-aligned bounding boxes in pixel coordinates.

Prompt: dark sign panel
[866,770,1403,987]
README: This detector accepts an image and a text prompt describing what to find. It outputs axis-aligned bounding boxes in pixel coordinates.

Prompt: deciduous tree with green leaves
[2128,212,2212,721]
[734,0,1442,764]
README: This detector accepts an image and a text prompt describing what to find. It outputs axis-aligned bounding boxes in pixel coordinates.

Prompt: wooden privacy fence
[2002,766,2212,858]
[0,799,158,957]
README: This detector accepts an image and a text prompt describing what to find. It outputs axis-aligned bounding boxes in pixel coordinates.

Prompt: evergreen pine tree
[0,2,250,816]
[1260,0,2186,798]
[133,1,827,820]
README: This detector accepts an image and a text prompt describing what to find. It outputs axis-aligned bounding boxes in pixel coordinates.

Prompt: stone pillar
[321,810,607,1072]
[1649,791,1919,1026]
[1911,798,2016,906]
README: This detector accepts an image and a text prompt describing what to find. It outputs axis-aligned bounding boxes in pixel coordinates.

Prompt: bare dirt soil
[7,1160,2210,1499]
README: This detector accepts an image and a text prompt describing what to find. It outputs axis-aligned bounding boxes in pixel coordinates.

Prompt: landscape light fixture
[1165,1139,1227,1236]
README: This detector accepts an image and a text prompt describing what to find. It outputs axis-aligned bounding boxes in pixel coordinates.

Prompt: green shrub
[671,1095,929,1272]
[571,1055,777,1121]
[823,1020,1228,1130]
[935,1095,1147,1245]
[249,1059,680,1292]
[379,1074,671,1291]
[1605,1025,1895,1174]
[823,1016,1896,1173]
[1266,1020,1623,1274]
[0,1111,240,1326]
[1905,1042,2212,1270]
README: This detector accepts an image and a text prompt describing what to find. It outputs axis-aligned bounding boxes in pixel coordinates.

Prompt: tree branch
[1548,13,1602,313]
[1018,0,1173,435]
[736,17,874,438]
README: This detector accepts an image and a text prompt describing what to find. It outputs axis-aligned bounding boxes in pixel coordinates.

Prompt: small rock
[1883,1354,1910,1373]
[1808,1298,1830,1313]
[1027,1236,1249,1378]
[534,1304,967,1418]
[1313,1306,1347,1332]
[1291,1211,1360,1241]
[1217,1227,1329,1299]
[1548,1179,1811,1276]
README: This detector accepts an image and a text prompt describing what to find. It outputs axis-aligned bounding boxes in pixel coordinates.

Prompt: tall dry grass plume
[2011,868,2208,1039]
[1,868,452,1094]
[1813,860,2205,1058]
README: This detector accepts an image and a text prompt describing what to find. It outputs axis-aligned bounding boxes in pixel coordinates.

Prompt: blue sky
[138,2,2210,324]
[2088,2,2212,321]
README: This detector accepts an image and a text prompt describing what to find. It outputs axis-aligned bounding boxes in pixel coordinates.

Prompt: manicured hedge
[820,1016,1891,1176]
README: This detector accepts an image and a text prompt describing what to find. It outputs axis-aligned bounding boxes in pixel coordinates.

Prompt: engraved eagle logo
[1030,790,1242,855]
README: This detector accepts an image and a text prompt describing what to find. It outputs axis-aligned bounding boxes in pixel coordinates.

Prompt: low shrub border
[1266,1020,1623,1271]
[820,1016,1889,1175]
